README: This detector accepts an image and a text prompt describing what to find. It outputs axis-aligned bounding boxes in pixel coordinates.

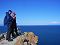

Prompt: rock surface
[0,32,38,45]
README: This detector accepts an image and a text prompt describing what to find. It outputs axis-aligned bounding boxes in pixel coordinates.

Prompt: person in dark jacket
[4,10,14,41]
[11,12,19,36]
[10,12,19,38]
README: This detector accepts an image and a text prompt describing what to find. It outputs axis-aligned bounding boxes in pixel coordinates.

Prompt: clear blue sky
[0,0,60,25]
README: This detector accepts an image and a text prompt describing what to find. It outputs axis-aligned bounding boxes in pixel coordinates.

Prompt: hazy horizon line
[0,24,60,26]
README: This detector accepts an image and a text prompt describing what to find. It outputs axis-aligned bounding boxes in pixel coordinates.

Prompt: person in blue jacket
[4,10,15,41]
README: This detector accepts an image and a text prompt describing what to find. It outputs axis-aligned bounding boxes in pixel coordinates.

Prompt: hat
[8,10,12,13]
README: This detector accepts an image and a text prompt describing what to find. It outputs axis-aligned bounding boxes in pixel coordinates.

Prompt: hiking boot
[8,39,13,41]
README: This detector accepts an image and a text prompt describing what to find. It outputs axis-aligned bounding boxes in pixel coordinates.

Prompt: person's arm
[10,12,16,19]
[7,15,13,26]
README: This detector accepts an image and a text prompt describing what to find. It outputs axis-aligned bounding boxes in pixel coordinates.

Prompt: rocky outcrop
[0,32,38,45]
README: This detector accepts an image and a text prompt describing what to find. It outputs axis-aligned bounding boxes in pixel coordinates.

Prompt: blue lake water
[0,25,60,45]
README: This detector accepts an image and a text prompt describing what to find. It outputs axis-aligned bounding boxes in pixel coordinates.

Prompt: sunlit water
[0,25,60,45]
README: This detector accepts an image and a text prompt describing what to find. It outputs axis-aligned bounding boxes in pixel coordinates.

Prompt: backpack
[4,16,7,25]
[4,12,9,25]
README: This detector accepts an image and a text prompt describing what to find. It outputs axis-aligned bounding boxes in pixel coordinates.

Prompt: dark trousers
[6,19,19,40]
[6,25,15,40]
[6,24,19,40]
[12,24,19,36]
[12,19,19,36]
[15,26,19,36]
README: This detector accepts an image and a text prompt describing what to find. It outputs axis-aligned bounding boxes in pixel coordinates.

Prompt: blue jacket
[4,12,13,26]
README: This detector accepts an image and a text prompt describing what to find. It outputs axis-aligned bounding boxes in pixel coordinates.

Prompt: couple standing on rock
[4,10,19,41]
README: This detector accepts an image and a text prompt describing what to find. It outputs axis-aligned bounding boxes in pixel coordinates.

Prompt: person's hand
[13,15,16,19]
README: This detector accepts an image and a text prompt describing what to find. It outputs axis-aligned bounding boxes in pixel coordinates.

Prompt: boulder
[0,32,38,45]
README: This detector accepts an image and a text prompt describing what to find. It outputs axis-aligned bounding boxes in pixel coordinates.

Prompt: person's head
[13,12,16,15]
[6,12,9,16]
[8,10,12,14]
[10,12,16,20]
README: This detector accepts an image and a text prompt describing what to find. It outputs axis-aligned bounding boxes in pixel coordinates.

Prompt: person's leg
[13,19,19,36]
[6,25,13,41]
[15,25,19,36]
[11,27,16,38]
[6,26,11,40]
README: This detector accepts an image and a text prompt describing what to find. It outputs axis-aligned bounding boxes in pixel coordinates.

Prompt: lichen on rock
[0,32,38,45]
